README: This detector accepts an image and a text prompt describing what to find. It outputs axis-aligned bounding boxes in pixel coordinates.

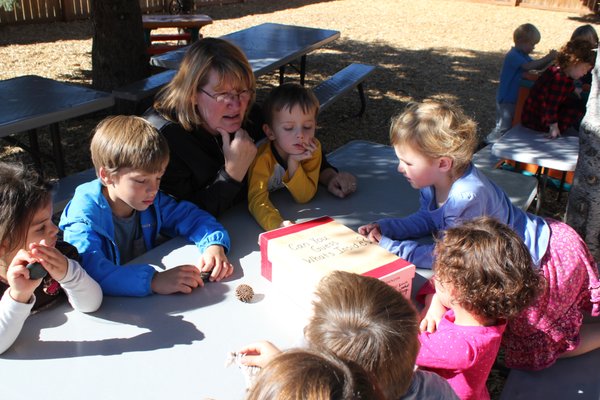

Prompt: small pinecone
[235,284,254,303]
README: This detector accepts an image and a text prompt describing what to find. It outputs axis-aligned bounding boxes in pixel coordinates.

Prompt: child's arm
[197,244,233,282]
[522,49,558,72]
[247,150,286,230]
[419,293,447,333]
[56,258,102,313]
[238,340,282,368]
[30,241,102,312]
[285,139,321,203]
[416,326,476,371]
[62,224,158,297]
[0,250,40,354]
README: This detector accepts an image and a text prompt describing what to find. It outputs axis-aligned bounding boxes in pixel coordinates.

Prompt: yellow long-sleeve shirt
[248,140,322,231]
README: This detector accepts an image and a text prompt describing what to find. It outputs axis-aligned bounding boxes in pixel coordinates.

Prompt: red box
[259,216,415,305]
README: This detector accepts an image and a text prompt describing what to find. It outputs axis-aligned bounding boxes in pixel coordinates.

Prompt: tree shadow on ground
[197,0,336,21]
[251,38,504,152]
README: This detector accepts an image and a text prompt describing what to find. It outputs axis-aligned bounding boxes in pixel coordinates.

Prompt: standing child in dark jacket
[60,115,232,297]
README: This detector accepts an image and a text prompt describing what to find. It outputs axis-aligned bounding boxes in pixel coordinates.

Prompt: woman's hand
[320,169,357,198]
[218,127,257,182]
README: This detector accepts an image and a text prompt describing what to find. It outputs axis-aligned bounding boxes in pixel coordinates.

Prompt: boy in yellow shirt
[248,83,321,230]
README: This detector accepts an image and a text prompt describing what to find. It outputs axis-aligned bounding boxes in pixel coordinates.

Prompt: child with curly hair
[417,217,543,400]
[358,100,600,371]
[521,38,597,137]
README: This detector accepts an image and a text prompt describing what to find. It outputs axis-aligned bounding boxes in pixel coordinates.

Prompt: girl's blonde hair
[154,37,256,131]
[556,38,597,70]
[389,100,478,176]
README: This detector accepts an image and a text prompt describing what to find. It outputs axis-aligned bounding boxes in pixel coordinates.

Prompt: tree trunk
[565,45,600,261]
[91,0,150,92]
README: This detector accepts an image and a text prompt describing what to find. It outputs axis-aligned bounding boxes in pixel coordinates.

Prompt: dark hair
[433,216,544,321]
[262,83,320,127]
[0,162,53,257]
[246,348,385,400]
[304,270,419,399]
[556,38,597,70]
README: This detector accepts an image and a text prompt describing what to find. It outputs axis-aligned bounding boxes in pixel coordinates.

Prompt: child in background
[358,100,600,370]
[568,25,598,116]
[486,23,557,144]
[417,217,542,400]
[248,83,322,230]
[60,116,232,297]
[246,348,385,400]
[239,271,459,400]
[521,38,596,138]
[0,162,102,354]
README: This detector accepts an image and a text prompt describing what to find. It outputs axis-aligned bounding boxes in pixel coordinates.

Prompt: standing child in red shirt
[521,38,596,138]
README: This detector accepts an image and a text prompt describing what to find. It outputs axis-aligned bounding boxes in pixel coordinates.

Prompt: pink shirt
[416,310,506,400]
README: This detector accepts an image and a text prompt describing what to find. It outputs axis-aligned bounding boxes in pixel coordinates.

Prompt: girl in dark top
[145,38,357,216]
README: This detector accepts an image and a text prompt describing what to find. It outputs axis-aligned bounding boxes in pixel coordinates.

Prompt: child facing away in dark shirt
[417,217,542,400]
[247,83,324,231]
[59,115,233,297]
[238,270,459,400]
[0,162,102,354]
[521,38,596,138]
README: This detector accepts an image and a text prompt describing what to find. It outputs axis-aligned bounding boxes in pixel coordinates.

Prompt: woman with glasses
[145,38,356,216]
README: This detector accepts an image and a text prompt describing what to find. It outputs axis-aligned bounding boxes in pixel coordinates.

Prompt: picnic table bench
[313,63,376,116]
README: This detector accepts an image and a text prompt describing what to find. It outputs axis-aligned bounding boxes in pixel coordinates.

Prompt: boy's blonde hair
[556,38,597,70]
[262,83,320,127]
[389,100,478,176]
[433,216,543,321]
[513,23,541,44]
[246,348,385,400]
[154,38,256,131]
[90,115,169,176]
[304,271,419,399]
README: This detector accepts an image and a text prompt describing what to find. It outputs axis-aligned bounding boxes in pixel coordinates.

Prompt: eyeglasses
[199,88,253,104]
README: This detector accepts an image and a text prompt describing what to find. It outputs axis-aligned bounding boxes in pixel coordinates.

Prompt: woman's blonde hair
[389,100,478,176]
[246,348,384,400]
[154,37,256,131]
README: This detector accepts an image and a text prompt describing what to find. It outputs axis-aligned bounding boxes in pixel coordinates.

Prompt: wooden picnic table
[142,14,213,54]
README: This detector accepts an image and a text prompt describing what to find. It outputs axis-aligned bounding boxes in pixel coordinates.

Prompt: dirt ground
[0,0,597,396]
[1,0,597,173]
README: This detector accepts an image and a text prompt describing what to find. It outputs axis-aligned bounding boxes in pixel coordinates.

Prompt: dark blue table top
[150,22,340,75]
[0,75,114,137]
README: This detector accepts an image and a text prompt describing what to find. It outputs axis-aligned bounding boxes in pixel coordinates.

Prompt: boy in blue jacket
[60,116,232,297]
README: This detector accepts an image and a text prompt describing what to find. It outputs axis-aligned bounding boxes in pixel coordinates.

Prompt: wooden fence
[0,0,243,25]
[468,0,598,13]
